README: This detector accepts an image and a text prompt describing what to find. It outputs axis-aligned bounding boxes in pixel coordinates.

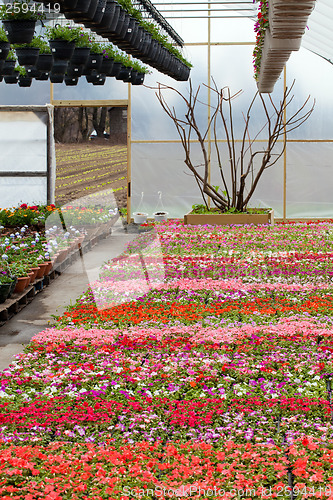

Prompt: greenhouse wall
[0,12,332,218]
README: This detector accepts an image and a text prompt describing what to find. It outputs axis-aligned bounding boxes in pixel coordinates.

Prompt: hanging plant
[253,0,269,80]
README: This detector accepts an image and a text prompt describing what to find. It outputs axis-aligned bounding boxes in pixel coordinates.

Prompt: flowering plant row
[1,220,333,497]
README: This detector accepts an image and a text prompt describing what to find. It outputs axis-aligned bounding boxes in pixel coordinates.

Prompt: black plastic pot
[35,71,50,81]
[26,65,41,78]
[100,56,113,76]
[2,59,16,76]
[3,20,36,45]
[122,18,138,44]
[140,32,153,57]
[0,76,2,82]
[95,0,118,35]
[84,0,106,27]
[83,53,103,74]
[116,65,131,81]
[61,0,79,11]
[86,70,101,83]
[36,54,53,72]
[71,47,90,66]
[67,63,84,78]
[92,74,106,85]
[0,60,4,75]
[65,76,78,86]
[131,26,145,53]
[174,63,191,81]
[50,73,64,83]
[4,71,19,84]
[67,0,91,15]
[18,76,32,87]
[122,68,136,83]
[71,0,98,21]
[0,41,10,61]
[49,40,75,61]
[131,72,145,85]
[15,47,39,66]
[108,61,122,77]
[51,59,69,75]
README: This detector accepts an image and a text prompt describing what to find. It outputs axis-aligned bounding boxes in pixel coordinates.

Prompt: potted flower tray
[184,209,274,226]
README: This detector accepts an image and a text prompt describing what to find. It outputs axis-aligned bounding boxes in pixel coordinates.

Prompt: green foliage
[14,35,50,53]
[16,65,26,76]
[89,40,104,54]
[6,49,16,61]
[45,24,77,42]
[0,27,8,42]
[70,27,91,48]
[130,60,150,74]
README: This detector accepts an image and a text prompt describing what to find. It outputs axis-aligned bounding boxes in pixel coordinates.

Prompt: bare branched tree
[156,80,315,212]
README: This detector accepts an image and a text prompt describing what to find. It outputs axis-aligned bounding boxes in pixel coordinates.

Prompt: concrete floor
[0,226,137,371]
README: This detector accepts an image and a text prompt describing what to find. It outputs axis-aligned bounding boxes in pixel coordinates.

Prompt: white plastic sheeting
[302,0,333,65]
[0,106,55,207]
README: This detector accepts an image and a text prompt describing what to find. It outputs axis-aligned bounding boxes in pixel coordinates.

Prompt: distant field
[55,142,127,209]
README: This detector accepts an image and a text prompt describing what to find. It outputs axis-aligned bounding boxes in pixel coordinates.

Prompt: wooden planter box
[184,209,274,226]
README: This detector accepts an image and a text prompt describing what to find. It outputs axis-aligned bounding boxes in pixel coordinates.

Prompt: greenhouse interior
[2,1,333,498]
[0,0,332,218]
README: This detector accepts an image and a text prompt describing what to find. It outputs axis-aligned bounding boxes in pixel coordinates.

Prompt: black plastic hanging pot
[122,18,138,44]
[131,26,145,53]
[50,73,64,83]
[36,54,53,72]
[84,53,103,73]
[35,71,50,81]
[108,61,122,77]
[140,32,153,57]
[92,74,106,85]
[49,40,75,61]
[71,0,98,22]
[61,0,79,12]
[95,0,118,35]
[15,47,40,66]
[174,63,191,81]
[0,60,4,75]
[131,72,145,85]
[4,70,19,84]
[18,75,32,87]
[2,59,16,76]
[122,69,136,83]
[67,63,84,78]
[86,70,101,83]
[116,65,131,81]
[3,20,36,45]
[84,0,106,27]
[65,76,78,86]
[71,47,90,66]
[67,0,92,15]
[100,56,113,76]
[0,41,10,61]
[26,65,41,78]
[51,59,69,75]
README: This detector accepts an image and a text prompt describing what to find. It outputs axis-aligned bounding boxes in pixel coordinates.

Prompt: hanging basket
[49,40,75,61]
[18,76,32,87]
[153,211,168,222]
[36,54,53,72]
[71,47,90,66]
[133,212,148,224]
[4,72,19,84]
[269,0,316,39]
[15,47,40,66]
[2,59,16,76]
[3,20,36,44]
[65,76,79,86]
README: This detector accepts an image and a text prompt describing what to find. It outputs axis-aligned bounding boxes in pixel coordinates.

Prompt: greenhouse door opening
[53,105,128,211]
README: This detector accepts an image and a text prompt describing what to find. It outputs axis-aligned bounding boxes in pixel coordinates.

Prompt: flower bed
[1,220,333,497]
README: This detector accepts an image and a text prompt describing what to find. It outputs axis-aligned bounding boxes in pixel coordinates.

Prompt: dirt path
[55,142,127,209]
